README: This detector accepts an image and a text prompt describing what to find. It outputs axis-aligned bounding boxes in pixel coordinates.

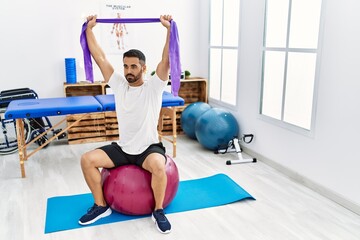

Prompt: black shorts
[98,142,166,168]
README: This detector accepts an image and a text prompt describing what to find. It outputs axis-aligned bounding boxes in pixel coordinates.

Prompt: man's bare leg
[142,153,171,233]
[78,149,115,225]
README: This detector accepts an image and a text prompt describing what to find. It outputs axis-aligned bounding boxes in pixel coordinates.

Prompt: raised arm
[86,15,114,83]
[155,15,172,81]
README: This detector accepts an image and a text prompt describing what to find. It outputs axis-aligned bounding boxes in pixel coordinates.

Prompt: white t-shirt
[108,72,168,154]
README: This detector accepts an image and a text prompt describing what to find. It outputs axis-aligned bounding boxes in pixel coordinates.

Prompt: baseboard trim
[242,146,360,216]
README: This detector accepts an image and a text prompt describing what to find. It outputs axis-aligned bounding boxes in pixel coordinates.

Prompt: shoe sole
[78,207,112,225]
[151,215,171,234]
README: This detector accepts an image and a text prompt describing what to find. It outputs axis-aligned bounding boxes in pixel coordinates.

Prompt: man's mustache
[126,74,135,78]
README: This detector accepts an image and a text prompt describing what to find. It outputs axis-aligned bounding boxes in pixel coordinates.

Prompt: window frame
[259,0,325,136]
[208,0,241,110]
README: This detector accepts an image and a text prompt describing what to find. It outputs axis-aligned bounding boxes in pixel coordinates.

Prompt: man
[79,14,173,234]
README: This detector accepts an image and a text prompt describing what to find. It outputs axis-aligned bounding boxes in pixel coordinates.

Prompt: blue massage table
[5,92,184,178]
[94,91,185,110]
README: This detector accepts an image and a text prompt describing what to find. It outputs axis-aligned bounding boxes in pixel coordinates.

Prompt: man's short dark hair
[123,49,146,65]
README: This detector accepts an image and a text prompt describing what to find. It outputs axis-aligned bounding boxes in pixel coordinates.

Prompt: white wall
[222,0,360,212]
[0,0,201,98]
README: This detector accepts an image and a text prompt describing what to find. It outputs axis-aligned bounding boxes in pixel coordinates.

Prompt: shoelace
[87,204,99,215]
[155,210,167,222]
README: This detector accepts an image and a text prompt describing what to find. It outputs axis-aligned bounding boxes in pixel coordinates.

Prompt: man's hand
[160,15,172,29]
[87,15,97,30]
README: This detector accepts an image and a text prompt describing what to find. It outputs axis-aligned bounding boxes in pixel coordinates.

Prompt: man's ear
[142,65,147,73]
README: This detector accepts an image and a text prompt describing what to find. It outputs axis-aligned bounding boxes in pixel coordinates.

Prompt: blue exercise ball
[181,102,211,139]
[195,108,239,150]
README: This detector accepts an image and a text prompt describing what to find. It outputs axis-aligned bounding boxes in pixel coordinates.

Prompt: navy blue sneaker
[78,203,112,225]
[152,209,171,234]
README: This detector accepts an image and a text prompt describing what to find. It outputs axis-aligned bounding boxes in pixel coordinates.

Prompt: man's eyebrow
[123,63,139,67]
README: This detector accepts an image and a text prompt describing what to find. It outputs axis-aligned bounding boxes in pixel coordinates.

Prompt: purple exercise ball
[101,155,179,215]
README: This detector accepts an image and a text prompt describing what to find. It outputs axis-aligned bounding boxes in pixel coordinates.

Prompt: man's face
[123,57,145,84]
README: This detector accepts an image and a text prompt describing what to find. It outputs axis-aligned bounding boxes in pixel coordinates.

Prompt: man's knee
[80,151,98,169]
[143,154,166,175]
[153,162,166,175]
[81,149,115,169]
[81,152,91,167]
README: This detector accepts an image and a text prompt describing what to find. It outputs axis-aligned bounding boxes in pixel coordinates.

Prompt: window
[261,0,322,130]
[209,0,240,106]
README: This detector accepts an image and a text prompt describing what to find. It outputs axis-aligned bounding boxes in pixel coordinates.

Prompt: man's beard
[125,70,142,84]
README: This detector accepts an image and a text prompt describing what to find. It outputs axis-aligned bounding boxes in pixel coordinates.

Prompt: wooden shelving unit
[63,82,117,144]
